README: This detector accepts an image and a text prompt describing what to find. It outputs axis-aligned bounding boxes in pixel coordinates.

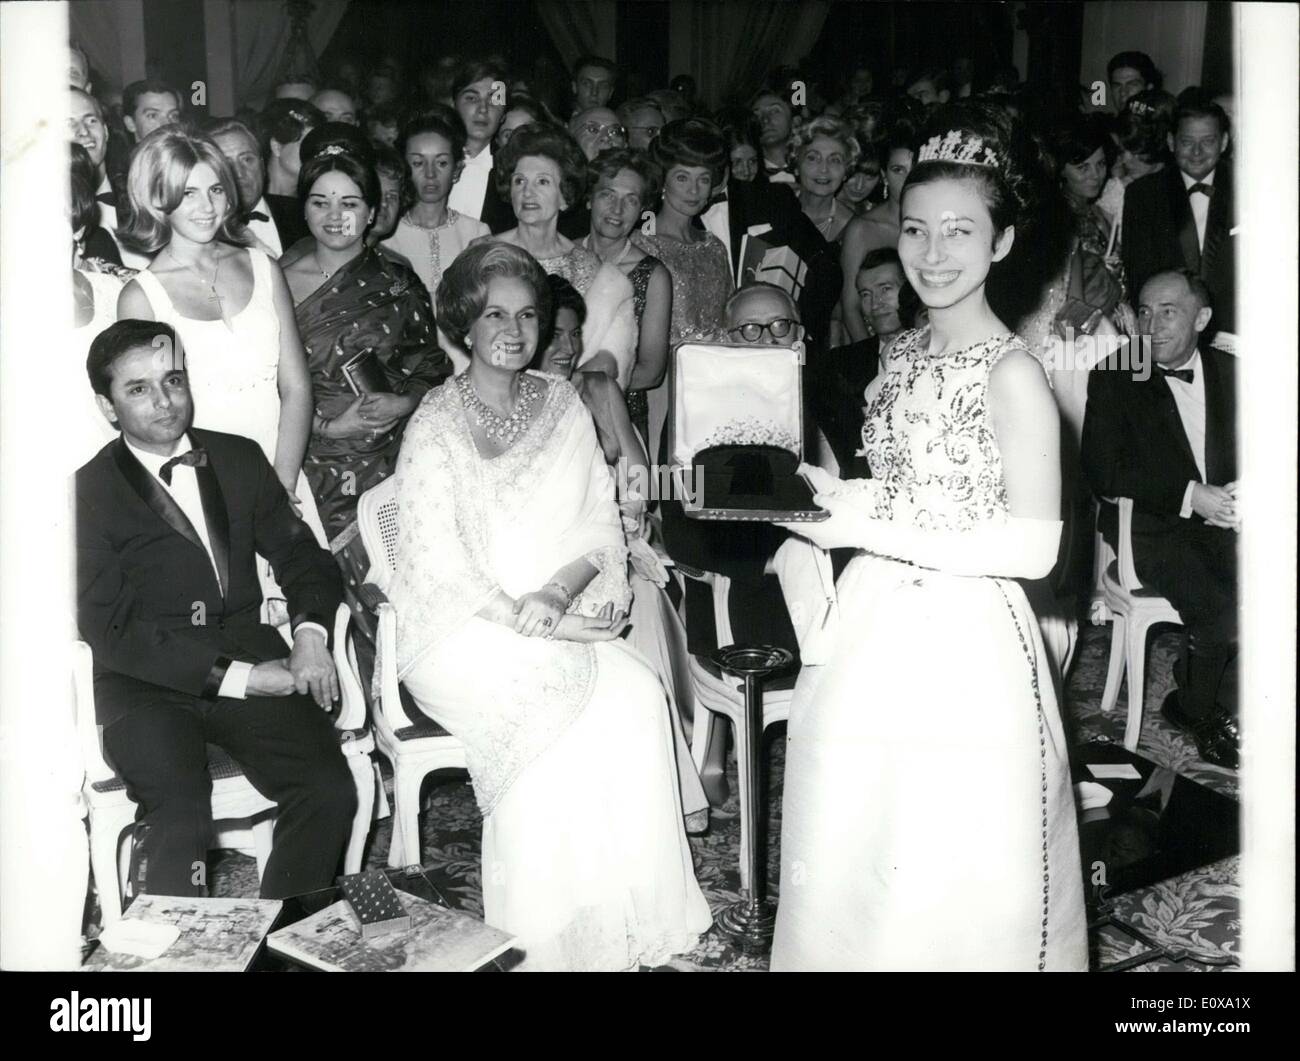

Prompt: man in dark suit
[77,320,356,898]
[700,159,842,349]
[1122,97,1235,337]
[1082,270,1239,768]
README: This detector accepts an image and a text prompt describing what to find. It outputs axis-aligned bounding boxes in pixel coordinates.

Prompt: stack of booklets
[84,895,282,972]
[267,895,517,972]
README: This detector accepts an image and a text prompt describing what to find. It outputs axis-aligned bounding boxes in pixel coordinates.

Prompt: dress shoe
[1162,692,1239,769]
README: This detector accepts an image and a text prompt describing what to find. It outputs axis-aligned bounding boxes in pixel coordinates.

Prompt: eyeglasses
[579,122,627,142]
[727,318,797,343]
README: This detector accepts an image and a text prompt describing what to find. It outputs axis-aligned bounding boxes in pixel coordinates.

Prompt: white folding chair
[1097,498,1184,749]
[74,603,377,925]
[356,478,468,868]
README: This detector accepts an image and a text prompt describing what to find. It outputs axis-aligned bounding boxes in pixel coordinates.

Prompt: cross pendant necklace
[167,248,223,316]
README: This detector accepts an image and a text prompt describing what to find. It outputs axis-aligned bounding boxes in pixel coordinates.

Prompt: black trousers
[1134,522,1238,720]
[102,687,356,900]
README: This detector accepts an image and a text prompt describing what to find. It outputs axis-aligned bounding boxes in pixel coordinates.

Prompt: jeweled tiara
[916,130,1001,170]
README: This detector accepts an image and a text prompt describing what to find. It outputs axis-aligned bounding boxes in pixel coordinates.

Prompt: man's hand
[288,628,339,709]
[1191,482,1237,527]
[1204,480,1241,531]
[246,660,297,697]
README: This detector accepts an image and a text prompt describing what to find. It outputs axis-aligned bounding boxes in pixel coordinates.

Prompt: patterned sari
[295,246,451,650]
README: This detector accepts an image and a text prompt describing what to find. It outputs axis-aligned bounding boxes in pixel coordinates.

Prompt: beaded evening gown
[772,328,1089,971]
[623,254,663,442]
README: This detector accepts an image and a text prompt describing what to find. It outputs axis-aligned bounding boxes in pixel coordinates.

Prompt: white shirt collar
[1181,168,1216,189]
[464,144,493,169]
[123,432,195,479]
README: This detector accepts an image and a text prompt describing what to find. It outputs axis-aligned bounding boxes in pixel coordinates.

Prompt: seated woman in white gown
[772,104,1088,971]
[387,242,712,971]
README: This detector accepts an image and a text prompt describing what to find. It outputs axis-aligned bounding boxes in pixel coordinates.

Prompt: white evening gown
[389,377,712,970]
[771,329,1089,971]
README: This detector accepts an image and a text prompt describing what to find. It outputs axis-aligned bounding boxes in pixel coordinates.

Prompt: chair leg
[1099,616,1127,715]
[251,816,274,881]
[372,761,391,820]
[387,765,424,869]
[343,756,375,874]
[91,819,127,927]
[1123,619,1150,751]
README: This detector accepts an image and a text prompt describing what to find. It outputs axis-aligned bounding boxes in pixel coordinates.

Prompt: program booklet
[266,894,517,972]
[83,895,282,972]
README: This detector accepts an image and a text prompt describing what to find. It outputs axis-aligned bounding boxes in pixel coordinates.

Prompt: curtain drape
[69,0,147,95]
[668,0,831,110]
[534,0,619,71]
[232,0,348,108]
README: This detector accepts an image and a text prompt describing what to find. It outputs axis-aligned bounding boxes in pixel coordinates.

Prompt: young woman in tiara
[772,103,1088,971]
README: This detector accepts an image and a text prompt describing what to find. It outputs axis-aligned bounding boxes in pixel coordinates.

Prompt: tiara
[319,144,347,157]
[1128,100,1156,117]
[917,130,1001,169]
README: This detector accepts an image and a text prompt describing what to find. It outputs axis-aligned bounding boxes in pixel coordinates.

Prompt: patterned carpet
[101,620,1241,972]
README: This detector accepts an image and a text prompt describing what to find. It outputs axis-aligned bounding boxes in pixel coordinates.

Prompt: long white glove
[779,465,1062,580]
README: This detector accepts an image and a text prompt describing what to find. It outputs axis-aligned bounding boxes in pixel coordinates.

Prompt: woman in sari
[389,242,711,970]
[282,144,450,659]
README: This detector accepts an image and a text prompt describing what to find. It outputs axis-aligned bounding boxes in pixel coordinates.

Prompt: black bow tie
[247,210,270,222]
[1187,182,1213,197]
[160,448,208,485]
[96,191,117,206]
[1158,366,1194,384]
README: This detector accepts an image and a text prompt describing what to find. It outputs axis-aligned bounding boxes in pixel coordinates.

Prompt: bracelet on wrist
[542,580,574,609]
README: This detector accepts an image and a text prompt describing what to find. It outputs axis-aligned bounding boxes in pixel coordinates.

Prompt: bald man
[311,88,358,126]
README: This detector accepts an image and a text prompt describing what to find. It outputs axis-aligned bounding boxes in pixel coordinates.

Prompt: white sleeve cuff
[293,621,329,643]
[1180,481,1197,519]
[217,660,254,700]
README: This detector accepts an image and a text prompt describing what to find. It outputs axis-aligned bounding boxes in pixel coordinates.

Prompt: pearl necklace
[584,235,634,267]
[457,372,543,448]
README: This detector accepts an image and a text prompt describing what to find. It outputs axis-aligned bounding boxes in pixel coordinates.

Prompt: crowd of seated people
[66,35,1239,971]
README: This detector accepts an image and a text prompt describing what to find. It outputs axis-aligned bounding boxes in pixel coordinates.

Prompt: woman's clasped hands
[512,587,628,642]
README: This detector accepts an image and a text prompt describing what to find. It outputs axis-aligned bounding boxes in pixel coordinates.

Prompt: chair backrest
[1114,497,1143,590]
[71,640,115,785]
[356,477,399,593]
[331,603,369,733]
[672,563,736,650]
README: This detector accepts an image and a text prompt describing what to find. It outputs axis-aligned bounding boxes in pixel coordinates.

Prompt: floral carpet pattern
[132,622,1240,972]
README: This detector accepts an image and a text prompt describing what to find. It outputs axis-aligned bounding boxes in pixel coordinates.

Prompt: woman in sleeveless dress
[582,148,673,446]
[633,120,734,462]
[389,243,711,970]
[480,124,637,387]
[772,105,1088,971]
[116,127,326,591]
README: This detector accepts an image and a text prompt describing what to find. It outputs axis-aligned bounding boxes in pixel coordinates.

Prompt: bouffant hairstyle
[1123,88,1177,127]
[87,319,180,398]
[257,98,325,158]
[587,147,663,206]
[296,147,381,212]
[533,273,587,366]
[69,141,100,237]
[493,123,589,208]
[435,241,553,349]
[901,100,1036,241]
[1046,114,1114,174]
[787,114,862,173]
[648,118,727,186]
[1113,110,1169,167]
[117,125,248,254]
[400,105,468,167]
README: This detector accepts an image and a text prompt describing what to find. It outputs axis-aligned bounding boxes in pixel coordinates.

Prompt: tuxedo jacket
[1081,347,1237,544]
[76,428,343,726]
[805,336,880,478]
[479,169,517,234]
[723,178,843,348]
[1122,165,1236,334]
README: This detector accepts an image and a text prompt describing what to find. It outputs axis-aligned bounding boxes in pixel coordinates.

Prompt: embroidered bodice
[861,327,1029,531]
[536,245,601,296]
[632,232,732,344]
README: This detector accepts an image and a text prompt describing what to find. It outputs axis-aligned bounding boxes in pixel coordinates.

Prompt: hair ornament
[917,130,1001,170]
[320,143,347,157]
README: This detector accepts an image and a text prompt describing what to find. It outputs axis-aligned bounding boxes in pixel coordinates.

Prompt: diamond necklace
[457,372,543,448]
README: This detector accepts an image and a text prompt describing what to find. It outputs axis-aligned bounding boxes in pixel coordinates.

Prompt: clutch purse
[340,348,391,396]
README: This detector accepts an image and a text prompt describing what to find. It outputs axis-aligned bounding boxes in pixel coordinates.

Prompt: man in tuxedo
[749,87,798,185]
[700,140,842,349]
[807,248,912,478]
[1082,270,1239,768]
[1122,98,1235,337]
[122,79,182,143]
[208,118,285,257]
[77,320,356,898]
